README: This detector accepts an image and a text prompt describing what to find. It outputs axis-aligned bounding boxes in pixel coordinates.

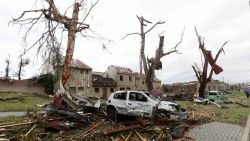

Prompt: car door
[126,92,154,117]
[111,92,128,115]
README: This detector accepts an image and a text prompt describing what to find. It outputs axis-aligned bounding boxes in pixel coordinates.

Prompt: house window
[126,87,131,90]
[110,88,114,92]
[80,70,84,74]
[79,87,84,91]
[120,75,123,81]
[69,87,76,93]
[95,88,99,92]
[120,87,125,90]
[129,76,132,82]
[142,81,145,85]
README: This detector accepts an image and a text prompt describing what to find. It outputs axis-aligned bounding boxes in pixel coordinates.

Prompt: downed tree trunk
[236,101,249,108]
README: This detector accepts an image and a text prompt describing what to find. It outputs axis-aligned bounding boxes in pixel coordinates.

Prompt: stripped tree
[123,16,184,91]
[5,54,11,79]
[16,55,30,80]
[192,28,228,98]
[11,0,100,109]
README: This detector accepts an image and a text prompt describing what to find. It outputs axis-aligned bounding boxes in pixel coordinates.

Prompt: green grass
[0,92,50,112]
[177,90,250,125]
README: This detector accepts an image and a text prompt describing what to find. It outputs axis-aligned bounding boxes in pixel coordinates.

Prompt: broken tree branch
[121,32,141,40]
[162,27,185,56]
[145,21,165,34]
[192,65,201,83]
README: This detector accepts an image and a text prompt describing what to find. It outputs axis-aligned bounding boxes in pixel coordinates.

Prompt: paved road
[0,111,45,117]
[187,122,244,141]
[0,111,26,117]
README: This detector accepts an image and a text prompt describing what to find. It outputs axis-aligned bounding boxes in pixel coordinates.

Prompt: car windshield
[208,92,218,95]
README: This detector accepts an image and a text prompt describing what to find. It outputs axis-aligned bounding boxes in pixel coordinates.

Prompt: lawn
[0,92,50,112]
[176,90,250,125]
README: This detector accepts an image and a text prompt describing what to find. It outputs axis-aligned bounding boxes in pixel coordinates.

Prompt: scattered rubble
[0,96,212,141]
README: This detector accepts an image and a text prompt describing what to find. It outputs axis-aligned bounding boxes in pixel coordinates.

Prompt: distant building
[104,65,162,93]
[165,79,229,97]
[92,71,117,98]
[104,65,136,91]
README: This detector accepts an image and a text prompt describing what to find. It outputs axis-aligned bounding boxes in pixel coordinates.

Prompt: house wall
[103,67,117,81]
[135,78,147,91]
[0,80,45,95]
[206,82,227,91]
[64,68,92,97]
[91,87,117,98]
[116,73,136,90]
[153,81,162,89]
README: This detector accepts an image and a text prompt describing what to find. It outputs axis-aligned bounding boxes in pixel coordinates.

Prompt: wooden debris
[125,132,132,141]
[0,121,33,128]
[0,138,9,141]
[25,124,36,137]
[135,131,146,141]
[104,124,141,135]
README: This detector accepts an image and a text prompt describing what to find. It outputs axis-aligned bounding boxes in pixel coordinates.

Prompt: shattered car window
[129,92,147,102]
[113,92,127,100]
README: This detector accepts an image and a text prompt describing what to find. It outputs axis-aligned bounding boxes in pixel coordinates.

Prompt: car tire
[107,107,117,121]
[157,109,170,119]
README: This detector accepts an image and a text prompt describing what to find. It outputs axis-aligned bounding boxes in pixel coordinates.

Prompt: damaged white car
[106,91,187,121]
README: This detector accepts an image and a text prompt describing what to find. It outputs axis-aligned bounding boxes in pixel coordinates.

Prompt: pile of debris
[0,103,212,141]
[0,86,212,140]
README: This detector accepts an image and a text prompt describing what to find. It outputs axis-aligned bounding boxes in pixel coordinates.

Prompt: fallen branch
[236,101,249,108]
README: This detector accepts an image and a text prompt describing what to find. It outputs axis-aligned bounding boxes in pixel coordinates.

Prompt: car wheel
[107,107,117,121]
[157,109,170,119]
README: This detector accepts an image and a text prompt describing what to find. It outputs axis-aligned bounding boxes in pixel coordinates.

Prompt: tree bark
[61,3,80,88]
[18,58,22,80]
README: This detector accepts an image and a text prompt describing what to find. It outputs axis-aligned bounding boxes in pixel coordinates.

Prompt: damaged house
[42,58,93,96]
[92,71,117,98]
[43,62,162,98]
[103,65,162,97]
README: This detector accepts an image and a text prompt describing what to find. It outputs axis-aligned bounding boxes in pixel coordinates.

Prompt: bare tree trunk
[18,58,22,80]
[61,3,80,88]
[146,66,154,91]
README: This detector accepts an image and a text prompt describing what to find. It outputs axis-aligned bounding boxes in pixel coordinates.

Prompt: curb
[241,114,250,141]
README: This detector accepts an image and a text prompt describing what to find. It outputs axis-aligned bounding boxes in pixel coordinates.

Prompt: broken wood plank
[104,125,141,135]
[0,138,9,141]
[0,121,34,128]
[125,132,132,141]
[25,125,36,137]
[135,131,146,141]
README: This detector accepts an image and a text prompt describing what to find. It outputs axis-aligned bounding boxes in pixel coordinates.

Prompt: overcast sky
[0,0,249,84]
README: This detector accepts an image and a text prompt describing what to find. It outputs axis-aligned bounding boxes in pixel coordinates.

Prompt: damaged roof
[59,58,92,70]
[71,59,92,70]
[110,65,133,74]
[93,76,117,87]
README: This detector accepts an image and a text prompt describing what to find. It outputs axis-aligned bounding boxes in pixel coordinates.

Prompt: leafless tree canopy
[11,0,101,110]
[11,0,100,62]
